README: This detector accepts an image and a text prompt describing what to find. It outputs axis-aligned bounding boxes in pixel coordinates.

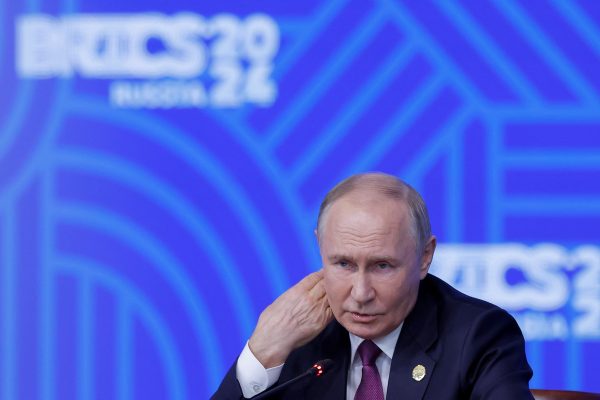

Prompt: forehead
[319,195,418,262]
[320,193,411,239]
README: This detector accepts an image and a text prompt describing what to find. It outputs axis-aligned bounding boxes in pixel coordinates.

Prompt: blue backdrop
[2,0,600,398]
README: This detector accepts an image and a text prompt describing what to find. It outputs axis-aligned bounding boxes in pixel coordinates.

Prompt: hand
[248,270,333,368]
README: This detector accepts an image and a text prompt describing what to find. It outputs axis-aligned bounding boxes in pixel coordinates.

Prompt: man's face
[318,193,432,340]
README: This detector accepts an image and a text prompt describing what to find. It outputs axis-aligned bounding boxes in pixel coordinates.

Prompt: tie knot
[357,340,381,366]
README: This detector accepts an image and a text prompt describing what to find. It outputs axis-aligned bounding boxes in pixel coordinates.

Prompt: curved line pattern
[66,95,290,296]
[0,79,71,209]
[0,0,4,66]
[117,295,132,400]
[4,3,598,396]
[78,277,93,400]
[38,1,80,394]
[1,0,77,198]
[0,81,35,162]
[1,208,16,400]
[54,147,255,336]
[54,203,223,387]
[55,255,188,400]
[41,163,56,400]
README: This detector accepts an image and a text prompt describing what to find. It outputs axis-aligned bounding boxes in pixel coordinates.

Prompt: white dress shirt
[347,323,402,400]
[236,323,403,399]
[236,342,284,398]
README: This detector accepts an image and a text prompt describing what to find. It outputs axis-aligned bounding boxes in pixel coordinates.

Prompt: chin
[343,320,383,339]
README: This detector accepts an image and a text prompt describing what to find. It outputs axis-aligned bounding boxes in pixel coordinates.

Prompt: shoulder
[413,275,533,398]
[422,274,529,368]
[407,274,524,351]
[422,273,515,323]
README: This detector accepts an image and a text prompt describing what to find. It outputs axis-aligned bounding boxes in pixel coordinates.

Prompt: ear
[419,235,436,279]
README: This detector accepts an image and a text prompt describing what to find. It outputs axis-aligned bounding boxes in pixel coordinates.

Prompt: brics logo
[431,244,600,341]
[16,13,280,108]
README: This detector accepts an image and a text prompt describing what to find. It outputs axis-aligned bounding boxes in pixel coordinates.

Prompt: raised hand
[248,270,333,368]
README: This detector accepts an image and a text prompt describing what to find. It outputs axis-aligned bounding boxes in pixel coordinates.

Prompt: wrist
[248,336,290,368]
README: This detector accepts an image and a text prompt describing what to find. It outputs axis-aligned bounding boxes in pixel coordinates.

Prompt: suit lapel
[387,280,439,400]
[386,333,436,399]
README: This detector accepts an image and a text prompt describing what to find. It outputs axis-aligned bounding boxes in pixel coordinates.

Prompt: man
[213,173,533,399]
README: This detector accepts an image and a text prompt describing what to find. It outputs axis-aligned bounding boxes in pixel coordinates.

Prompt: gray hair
[316,172,432,252]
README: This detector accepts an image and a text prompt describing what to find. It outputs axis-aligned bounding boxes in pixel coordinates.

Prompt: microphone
[251,359,335,399]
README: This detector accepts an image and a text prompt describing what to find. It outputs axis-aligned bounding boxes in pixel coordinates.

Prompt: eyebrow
[327,254,346,263]
[327,254,398,264]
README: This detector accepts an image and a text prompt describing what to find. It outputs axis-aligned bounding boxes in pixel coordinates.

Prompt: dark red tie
[354,340,384,400]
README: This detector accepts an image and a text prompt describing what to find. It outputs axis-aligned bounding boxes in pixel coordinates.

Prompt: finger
[295,270,323,292]
[308,279,327,299]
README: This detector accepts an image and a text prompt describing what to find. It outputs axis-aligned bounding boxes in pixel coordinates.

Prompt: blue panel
[250,1,373,135]
[3,1,600,397]
[400,0,518,102]
[275,19,403,171]
[520,0,600,94]
[582,342,600,390]
[463,119,487,242]
[505,170,600,196]
[55,275,78,400]
[460,0,578,102]
[505,124,600,149]
[94,284,118,400]
[374,86,462,173]
[15,180,42,400]
[299,52,433,207]
[504,216,600,243]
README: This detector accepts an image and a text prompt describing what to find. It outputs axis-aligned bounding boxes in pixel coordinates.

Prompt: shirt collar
[349,323,403,362]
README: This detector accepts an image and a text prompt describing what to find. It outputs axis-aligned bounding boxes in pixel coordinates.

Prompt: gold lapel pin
[412,364,426,382]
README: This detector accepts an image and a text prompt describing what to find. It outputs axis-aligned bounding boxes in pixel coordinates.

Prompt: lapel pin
[412,364,426,382]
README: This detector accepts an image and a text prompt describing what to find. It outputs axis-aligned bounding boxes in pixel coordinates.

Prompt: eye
[377,262,391,269]
[337,260,350,268]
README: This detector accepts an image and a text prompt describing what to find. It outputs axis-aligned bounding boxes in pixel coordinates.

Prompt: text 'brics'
[430,244,600,340]
[16,13,280,108]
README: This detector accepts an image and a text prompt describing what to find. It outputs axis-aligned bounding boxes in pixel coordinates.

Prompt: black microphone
[250,359,335,399]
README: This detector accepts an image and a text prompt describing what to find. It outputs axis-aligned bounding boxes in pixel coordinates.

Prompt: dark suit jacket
[212,274,534,399]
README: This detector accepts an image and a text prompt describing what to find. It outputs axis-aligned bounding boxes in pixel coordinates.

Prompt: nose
[350,270,375,304]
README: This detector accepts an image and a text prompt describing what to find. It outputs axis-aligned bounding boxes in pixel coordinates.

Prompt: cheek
[323,273,345,307]
[323,272,334,299]
[383,277,419,312]
[323,265,341,288]
[377,273,413,305]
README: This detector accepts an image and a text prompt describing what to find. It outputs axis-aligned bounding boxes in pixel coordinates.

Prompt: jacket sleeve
[210,361,245,400]
[461,308,534,400]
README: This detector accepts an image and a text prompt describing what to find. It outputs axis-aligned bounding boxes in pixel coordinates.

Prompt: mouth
[350,312,378,323]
